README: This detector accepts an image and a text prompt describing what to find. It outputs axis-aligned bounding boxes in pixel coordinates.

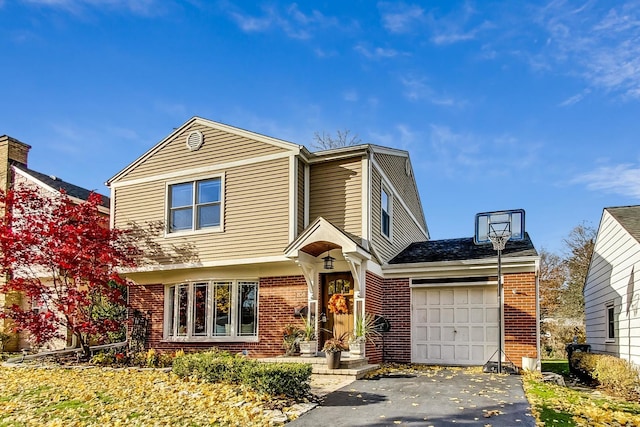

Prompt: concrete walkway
[290,366,536,427]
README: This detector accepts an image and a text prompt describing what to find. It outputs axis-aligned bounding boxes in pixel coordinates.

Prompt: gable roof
[13,164,110,208]
[389,233,537,264]
[606,205,640,244]
[107,116,304,185]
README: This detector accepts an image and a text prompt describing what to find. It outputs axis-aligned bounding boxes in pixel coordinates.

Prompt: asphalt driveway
[289,366,536,427]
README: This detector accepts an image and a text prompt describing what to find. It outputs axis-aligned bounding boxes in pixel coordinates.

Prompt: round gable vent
[186,131,204,151]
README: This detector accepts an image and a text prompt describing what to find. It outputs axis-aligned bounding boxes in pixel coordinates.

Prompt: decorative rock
[541,372,566,387]
[264,409,288,424]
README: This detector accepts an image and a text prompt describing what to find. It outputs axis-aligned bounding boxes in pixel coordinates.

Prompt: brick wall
[503,272,538,365]
[128,275,308,357]
[364,271,384,363]
[381,276,412,363]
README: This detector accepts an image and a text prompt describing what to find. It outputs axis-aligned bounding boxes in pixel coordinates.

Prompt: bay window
[165,280,258,341]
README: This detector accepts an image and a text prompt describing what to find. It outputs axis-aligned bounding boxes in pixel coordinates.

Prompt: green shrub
[91,350,116,366]
[172,349,248,384]
[574,353,640,400]
[241,362,311,398]
[172,349,312,399]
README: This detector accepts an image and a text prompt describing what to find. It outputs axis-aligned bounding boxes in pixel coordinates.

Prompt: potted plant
[349,312,380,356]
[282,324,302,356]
[298,314,317,357]
[323,333,348,369]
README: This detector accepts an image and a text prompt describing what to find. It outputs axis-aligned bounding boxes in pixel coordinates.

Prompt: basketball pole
[497,245,503,374]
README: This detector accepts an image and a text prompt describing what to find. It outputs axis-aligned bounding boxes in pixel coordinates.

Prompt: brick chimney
[0,135,31,192]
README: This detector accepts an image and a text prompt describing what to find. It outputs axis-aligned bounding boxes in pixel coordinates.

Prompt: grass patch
[541,359,570,376]
[0,366,285,426]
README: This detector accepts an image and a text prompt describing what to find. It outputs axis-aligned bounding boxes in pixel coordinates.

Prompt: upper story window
[381,186,392,239]
[168,177,222,233]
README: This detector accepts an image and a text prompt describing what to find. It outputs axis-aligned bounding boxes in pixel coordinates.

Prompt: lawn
[523,360,640,426]
[0,366,287,426]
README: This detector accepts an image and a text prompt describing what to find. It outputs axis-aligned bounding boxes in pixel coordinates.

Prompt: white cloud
[558,88,592,107]
[22,0,161,15]
[221,2,338,40]
[378,2,425,34]
[343,90,358,102]
[536,1,640,99]
[354,43,404,59]
[425,2,494,46]
[573,164,640,199]
[399,74,468,107]
[424,124,540,178]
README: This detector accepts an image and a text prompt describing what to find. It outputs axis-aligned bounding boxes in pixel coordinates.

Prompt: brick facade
[128,275,308,357]
[129,271,537,367]
[503,272,538,364]
[363,271,537,367]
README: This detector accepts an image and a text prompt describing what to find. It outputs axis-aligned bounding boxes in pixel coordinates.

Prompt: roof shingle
[389,233,538,264]
[606,205,640,244]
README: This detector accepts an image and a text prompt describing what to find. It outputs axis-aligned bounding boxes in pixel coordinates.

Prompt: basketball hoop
[487,224,511,251]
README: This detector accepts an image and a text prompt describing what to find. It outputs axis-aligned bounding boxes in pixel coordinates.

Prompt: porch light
[323,247,335,270]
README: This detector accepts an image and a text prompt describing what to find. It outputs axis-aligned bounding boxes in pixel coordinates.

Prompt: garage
[412,285,499,365]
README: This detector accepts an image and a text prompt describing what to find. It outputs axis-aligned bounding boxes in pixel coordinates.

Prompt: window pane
[171,183,193,208]
[608,307,615,338]
[382,211,390,236]
[178,285,188,336]
[193,284,208,335]
[213,282,231,336]
[197,205,220,228]
[197,179,220,204]
[382,190,389,211]
[171,208,193,231]
[167,286,175,337]
[238,282,257,336]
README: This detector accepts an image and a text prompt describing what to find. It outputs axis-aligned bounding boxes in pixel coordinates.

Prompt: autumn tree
[0,186,139,358]
[312,129,362,150]
[539,249,566,319]
[558,224,596,320]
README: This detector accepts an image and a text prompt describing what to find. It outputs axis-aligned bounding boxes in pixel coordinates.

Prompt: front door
[320,272,354,347]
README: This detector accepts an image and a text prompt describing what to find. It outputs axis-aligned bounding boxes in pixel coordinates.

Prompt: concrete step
[258,354,379,380]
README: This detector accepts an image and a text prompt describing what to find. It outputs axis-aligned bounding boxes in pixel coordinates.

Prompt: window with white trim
[168,177,222,233]
[606,302,615,341]
[165,280,258,340]
[381,186,392,238]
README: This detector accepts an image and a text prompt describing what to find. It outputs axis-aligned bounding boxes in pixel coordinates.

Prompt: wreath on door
[328,294,349,314]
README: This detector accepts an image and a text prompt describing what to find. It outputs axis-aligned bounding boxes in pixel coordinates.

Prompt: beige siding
[297,158,305,235]
[374,152,427,230]
[114,157,291,265]
[371,168,427,263]
[308,158,362,237]
[119,123,288,182]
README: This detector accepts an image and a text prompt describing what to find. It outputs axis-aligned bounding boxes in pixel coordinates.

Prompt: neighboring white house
[584,205,640,365]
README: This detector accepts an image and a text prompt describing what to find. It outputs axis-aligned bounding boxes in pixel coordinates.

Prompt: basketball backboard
[474,209,525,245]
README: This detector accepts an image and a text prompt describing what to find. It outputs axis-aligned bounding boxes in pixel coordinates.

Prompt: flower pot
[325,351,342,369]
[522,356,538,371]
[349,340,365,356]
[299,340,318,357]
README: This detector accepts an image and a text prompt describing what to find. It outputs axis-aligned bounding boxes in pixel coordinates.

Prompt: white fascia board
[121,255,293,274]
[369,144,409,158]
[107,116,303,185]
[306,146,369,163]
[383,256,539,278]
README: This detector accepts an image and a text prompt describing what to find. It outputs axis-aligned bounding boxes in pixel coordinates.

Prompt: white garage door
[412,286,499,365]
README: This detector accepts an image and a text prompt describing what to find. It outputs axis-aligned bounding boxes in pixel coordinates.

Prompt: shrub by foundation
[573,353,640,400]
[172,349,312,399]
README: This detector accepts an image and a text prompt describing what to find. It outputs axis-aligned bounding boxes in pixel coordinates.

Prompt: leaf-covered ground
[0,366,281,426]
[523,372,640,426]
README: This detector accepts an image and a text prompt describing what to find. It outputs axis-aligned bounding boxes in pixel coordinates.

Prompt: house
[0,135,110,351]
[584,206,640,365]
[108,117,539,367]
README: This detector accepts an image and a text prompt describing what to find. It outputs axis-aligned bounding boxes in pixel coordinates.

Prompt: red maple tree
[0,186,139,357]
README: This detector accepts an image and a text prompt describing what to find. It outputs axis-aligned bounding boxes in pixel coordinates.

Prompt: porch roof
[284,217,370,260]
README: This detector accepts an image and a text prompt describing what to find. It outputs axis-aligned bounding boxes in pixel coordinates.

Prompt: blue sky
[1,0,640,255]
